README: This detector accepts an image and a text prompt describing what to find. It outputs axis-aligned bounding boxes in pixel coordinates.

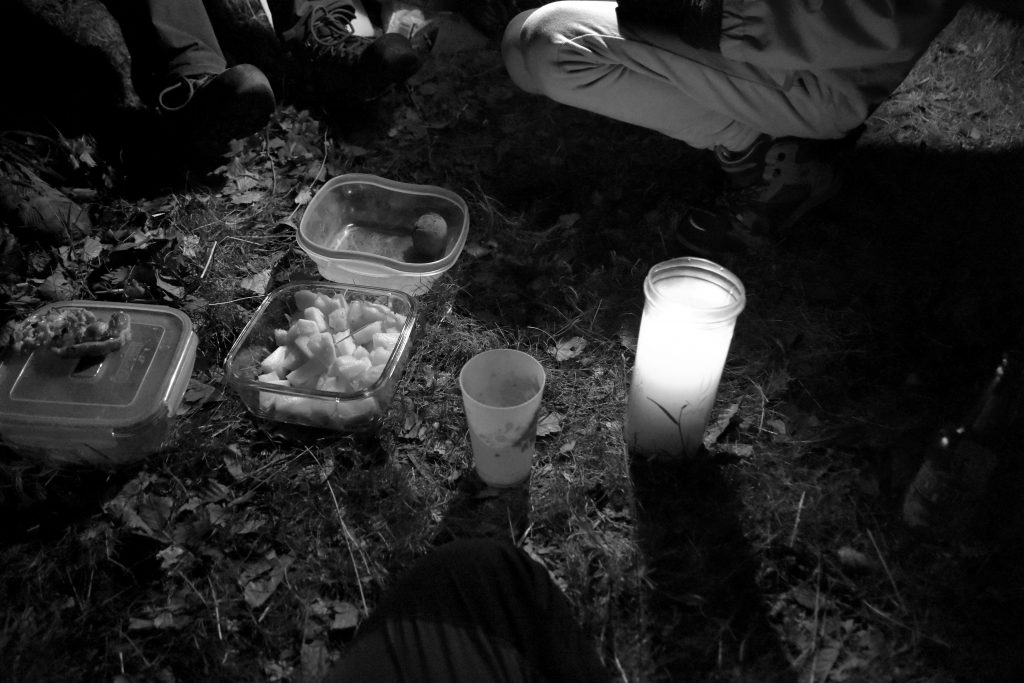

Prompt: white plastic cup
[459,349,546,487]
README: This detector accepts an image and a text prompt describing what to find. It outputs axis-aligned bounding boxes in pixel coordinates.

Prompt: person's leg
[144,0,226,82]
[502,1,864,153]
[502,1,866,250]
[101,0,275,175]
[325,539,608,683]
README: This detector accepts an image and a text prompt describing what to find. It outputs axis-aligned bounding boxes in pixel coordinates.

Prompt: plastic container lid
[0,301,197,466]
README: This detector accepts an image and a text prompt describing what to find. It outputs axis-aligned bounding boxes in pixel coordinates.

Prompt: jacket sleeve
[720,0,965,71]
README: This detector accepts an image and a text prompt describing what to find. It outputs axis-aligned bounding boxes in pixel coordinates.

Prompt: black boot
[281,0,421,108]
[157,63,276,168]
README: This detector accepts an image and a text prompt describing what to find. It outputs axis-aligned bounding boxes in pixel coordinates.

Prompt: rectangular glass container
[0,302,198,467]
[224,281,417,432]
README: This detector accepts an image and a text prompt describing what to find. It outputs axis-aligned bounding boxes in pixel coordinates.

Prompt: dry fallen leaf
[240,268,272,294]
[240,552,294,609]
[551,336,586,362]
[537,411,563,437]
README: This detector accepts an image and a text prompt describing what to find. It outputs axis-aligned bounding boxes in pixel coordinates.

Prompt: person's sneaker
[282,1,421,105]
[680,127,863,256]
[157,63,276,167]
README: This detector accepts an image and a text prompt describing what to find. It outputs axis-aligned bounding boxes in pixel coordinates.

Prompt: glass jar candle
[624,258,746,457]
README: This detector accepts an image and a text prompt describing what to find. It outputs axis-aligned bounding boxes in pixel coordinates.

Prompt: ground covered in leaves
[3,4,1024,682]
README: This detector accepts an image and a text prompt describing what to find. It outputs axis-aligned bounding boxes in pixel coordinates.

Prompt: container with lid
[0,301,198,467]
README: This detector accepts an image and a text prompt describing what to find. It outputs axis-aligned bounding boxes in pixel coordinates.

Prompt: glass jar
[624,257,746,457]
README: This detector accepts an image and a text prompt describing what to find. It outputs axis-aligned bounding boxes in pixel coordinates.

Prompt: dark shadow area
[776,142,1024,681]
[630,452,795,681]
[973,0,1024,21]
[0,2,143,137]
[0,451,132,546]
[431,469,531,545]
[767,143,1024,419]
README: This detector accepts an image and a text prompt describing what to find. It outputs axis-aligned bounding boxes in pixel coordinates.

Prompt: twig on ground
[808,555,824,683]
[209,576,224,641]
[613,654,629,682]
[307,448,369,614]
[748,378,768,434]
[200,240,218,279]
[789,490,806,547]
[862,600,950,648]
[403,448,437,485]
[867,528,906,612]
[208,296,264,306]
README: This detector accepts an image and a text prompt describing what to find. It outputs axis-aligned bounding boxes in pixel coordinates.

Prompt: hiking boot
[679,127,863,256]
[282,1,421,104]
[157,63,276,166]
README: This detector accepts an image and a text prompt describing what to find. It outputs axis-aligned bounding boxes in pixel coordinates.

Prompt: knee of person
[501,6,567,96]
[502,9,541,94]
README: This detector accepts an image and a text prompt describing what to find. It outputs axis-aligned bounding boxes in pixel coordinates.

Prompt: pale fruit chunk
[333,331,356,357]
[361,364,385,387]
[335,397,379,421]
[352,321,383,346]
[383,312,406,332]
[308,332,337,368]
[332,355,372,381]
[328,307,349,332]
[372,331,399,352]
[318,376,349,394]
[286,358,325,388]
[288,318,320,341]
[261,345,293,377]
[291,332,317,360]
[258,374,291,411]
[301,306,329,332]
[369,346,391,367]
[348,300,390,330]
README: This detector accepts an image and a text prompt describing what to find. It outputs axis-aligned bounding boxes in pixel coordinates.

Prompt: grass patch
[2,3,1024,682]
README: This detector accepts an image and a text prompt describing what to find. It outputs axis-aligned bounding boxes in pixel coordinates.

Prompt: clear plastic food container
[224,281,416,432]
[296,174,469,295]
[0,302,198,467]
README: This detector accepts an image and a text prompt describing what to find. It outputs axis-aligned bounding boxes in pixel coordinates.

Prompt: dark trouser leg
[103,0,226,101]
[326,539,608,683]
[144,0,226,80]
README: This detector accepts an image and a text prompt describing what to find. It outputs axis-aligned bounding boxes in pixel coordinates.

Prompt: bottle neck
[964,352,1019,446]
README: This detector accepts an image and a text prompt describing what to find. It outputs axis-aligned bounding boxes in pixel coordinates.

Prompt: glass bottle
[902,352,1020,537]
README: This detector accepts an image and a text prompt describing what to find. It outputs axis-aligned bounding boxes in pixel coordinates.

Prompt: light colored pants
[501,1,864,151]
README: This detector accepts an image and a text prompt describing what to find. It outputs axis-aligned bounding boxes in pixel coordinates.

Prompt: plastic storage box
[296,174,469,295]
[224,281,416,432]
[0,302,198,467]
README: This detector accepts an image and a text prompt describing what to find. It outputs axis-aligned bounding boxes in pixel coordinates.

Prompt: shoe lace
[157,74,214,112]
[307,3,368,57]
